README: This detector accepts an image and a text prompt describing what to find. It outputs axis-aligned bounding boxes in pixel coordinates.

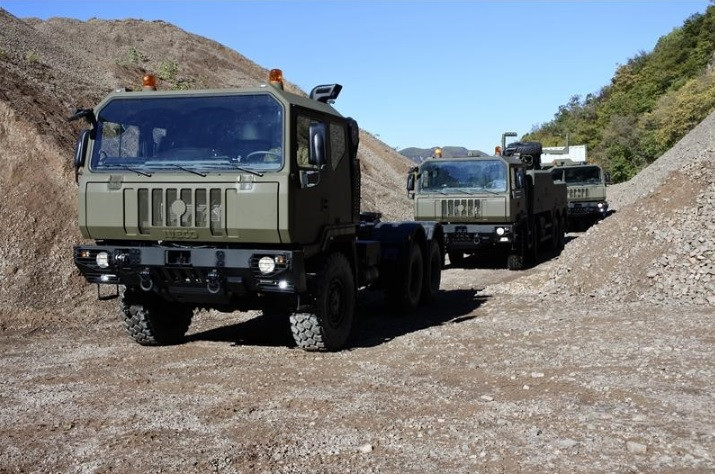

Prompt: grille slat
[568,188,589,199]
[440,198,482,218]
[133,187,223,234]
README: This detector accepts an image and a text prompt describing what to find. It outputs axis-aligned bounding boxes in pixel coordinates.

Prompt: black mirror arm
[68,108,97,127]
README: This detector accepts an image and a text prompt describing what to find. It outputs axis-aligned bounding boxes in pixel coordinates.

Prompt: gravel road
[1,259,712,473]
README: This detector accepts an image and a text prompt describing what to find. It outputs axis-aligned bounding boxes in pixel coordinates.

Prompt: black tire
[387,243,424,313]
[504,141,542,169]
[507,252,525,270]
[421,241,442,304]
[290,253,355,351]
[551,215,560,251]
[557,215,566,250]
[507,225,527,271]
[119,287,193,346]
[448,251,464,267]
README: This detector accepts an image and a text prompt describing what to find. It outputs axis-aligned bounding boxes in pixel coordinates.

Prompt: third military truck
[548,159,609,229]
[408,133,567,270]
[70,70,443,352]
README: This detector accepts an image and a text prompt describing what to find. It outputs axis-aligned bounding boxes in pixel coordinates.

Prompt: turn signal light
[269,69,284,89]
[142,74,157,90]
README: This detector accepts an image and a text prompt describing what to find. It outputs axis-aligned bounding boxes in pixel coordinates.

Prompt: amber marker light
[142,74,157,90]
[269,68,284,89]
[495,146,502,156]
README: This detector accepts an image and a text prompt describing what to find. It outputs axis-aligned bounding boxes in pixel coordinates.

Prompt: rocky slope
[487,110,715,307]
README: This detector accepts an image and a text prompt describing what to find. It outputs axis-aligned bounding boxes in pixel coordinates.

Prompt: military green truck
[548,159,609,229]
[407,133,567,270]
[70,70,443,352]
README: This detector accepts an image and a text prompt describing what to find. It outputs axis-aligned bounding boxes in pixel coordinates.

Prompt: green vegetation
[156,59,195,90]
[157,59,178,81]
[25,50,39,63]
[524,5,715,182]
[127,47,147,64]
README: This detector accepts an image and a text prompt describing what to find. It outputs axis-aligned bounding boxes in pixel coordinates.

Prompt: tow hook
[139,268,153,291]
[206,270,221,294]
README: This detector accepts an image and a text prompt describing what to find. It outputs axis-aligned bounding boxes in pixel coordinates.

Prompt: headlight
[258,256,276,274]
[496,227,505,236]
[96,251,110,268]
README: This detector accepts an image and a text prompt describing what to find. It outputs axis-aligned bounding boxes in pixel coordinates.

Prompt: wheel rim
[326,278,345,328]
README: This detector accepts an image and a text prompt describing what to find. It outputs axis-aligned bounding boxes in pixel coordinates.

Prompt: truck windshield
[551,166,602,185]
[90,94,284,173]
[419,160,507,193]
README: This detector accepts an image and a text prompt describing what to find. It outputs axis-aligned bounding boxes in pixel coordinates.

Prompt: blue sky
[1,1,710,152]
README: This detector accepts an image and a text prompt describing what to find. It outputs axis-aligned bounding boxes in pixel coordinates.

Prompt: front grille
[440,199,481,219]
[568,188,589,199]
[136,187,224,235]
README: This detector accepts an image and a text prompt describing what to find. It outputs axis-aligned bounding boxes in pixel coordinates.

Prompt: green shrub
[157,59,179,81]
[25,50,39,63]
[127,47,147,64]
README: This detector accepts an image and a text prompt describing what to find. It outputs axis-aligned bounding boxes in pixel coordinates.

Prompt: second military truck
[408,133,567,270]
[71,70,443,352]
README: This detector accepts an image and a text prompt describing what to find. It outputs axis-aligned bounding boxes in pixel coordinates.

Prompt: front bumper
[74,244,307,304]
[568,201,609,218]
[443,224,513,251]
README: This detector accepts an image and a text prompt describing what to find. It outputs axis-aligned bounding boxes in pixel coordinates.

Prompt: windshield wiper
[103,164,152,177]
[206,162,264,177]
[164,164,207,177]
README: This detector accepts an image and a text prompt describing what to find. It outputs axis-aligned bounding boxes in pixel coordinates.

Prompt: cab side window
[296,115,324,170]
[329,122,346,170]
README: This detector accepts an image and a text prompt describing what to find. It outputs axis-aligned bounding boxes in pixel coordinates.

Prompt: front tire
[290,253,355,351]
[119,287,193,345]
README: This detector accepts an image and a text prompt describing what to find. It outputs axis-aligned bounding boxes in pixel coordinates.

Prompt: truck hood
[81,178,281,243]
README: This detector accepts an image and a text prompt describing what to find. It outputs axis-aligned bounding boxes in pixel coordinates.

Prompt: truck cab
[549,159,609,227]
[71,70,442,351]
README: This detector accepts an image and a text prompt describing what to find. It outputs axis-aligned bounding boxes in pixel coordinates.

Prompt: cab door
[290,110,332,244]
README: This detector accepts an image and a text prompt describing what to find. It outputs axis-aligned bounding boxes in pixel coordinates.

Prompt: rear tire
[557,216,566,250]
[119,287,193,345]
[421,241,442,304]
[290,253,355,351]
[387,243,424,313]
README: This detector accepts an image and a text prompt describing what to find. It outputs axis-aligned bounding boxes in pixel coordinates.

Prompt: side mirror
[308,122,326,167]
[406,173,415,192]
[73,129,90,184]
[604,171,611,185]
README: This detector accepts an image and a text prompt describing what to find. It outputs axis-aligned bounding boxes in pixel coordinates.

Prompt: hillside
[524,5,715,182]
[0,10,413,325]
